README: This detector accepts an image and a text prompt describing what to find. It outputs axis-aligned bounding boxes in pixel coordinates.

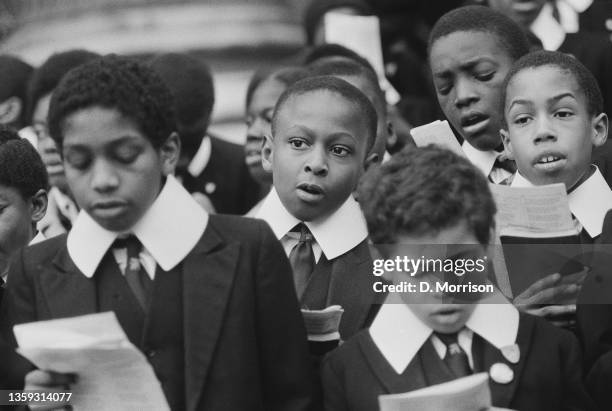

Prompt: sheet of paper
[324,12,400,104]
[301,305,344,342]
[14,312,169,411]
[410,120,465,156]
[378,373,491,411]
[490,183,575,234]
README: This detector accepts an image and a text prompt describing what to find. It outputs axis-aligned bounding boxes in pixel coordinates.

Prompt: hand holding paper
[14,312,169,411]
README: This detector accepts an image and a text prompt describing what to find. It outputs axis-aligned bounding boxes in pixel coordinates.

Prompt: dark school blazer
[0,215,315,411]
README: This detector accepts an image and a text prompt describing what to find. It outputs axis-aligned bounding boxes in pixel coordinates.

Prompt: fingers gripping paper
[14,312,170,411]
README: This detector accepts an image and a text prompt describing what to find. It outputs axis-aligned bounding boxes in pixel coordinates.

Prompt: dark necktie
[493,155,517,174]
[113,235,153,310]
[435,331,472,378]
[288,223,315,299]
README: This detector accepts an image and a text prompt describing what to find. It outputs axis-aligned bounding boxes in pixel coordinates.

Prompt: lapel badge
[490,363,514,384]
[500,344,520,364]
[205,182,216,194]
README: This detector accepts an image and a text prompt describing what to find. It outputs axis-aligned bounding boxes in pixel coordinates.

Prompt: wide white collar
[67,175,209,277]
[511,167,612,237]
[461,141,499,177]
[255,188,368,260]
[369,292,519,374]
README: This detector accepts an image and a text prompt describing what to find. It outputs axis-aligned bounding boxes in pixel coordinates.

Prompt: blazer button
[146,349,157,358]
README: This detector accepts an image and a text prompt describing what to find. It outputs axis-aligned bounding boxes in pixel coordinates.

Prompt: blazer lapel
[328,240,377,339]
[41,245,97,318]
[474,315,534,408]
[360,331,429,394]
[183,226,239,411]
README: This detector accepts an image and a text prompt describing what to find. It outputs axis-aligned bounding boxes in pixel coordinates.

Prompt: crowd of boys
[1,3,612,411]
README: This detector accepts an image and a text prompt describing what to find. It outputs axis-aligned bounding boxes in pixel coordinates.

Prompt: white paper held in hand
[410,120,465,156]
[14,311,169,411]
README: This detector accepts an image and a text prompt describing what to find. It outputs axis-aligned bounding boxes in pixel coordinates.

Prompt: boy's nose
[453,79,479,109]
[91,160,120,192]
[246,116,269,138]
[304,148,328,176]
[533,118,557,144]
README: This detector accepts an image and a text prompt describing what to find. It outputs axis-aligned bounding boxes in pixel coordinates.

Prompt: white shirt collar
[461,141,498,177]
[29,231,46,245]
[530,2,567,51]
[255,188,368,260]
[67,175,209,278]
[511,167,612,237]
[187,135,212,177]
[369,292,519,374]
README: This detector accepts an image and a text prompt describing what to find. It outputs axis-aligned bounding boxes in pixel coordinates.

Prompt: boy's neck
[567,165,595,194]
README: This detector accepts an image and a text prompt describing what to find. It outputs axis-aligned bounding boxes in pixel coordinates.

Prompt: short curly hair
[0,127,49,199]
[272,75,377,153]
[502,50,603,121]
[428,6,530,62]
[47,54,176,150]
[359,146,496,244]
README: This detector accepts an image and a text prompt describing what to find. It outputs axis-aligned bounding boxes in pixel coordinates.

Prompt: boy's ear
[30,189,48,223]
[261,134,274,172]
[591,113,608,147]
[499,129,514,159]
[0,97,23,124]
[160,132,181,176]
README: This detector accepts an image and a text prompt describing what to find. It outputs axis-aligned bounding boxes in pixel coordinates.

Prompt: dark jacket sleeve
[321,353,349,411]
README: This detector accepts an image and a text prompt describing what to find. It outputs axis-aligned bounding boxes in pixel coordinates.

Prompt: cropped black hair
[149,52,214,140]
[303,43,375,72]
[0,55,33,128]
[245,66,310,109]
[0,127,49,198]
[428,6,531,62]
[47,54,176,150]
[502,50,604,117]
[27,49,100,124]
[272,75,377,153]
[308,57,385,113]
[359,145,496,244]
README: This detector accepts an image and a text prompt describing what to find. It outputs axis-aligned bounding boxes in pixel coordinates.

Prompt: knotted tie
[112,235,152,310]
[435,331,472,378]
[288,223,315,299]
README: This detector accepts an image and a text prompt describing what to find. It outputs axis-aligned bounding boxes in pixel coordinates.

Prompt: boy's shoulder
[207,214,271,242]
[323,329,374,372]
[518,310,579,351]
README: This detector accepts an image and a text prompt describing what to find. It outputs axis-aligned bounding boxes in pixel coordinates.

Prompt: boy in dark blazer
[256,76,380,342]
[150,52,260,215]
[322,146,594,411]
[0,55,314,410]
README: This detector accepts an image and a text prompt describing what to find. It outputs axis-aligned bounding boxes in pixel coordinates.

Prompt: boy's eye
[65,150,91,170]
[436,83,452,96]
[330,145,351,157]
[288,138,309,149]
[113,144,141,164]
[513,115,531,126]
[555,110,574,119]
[475,71,495,81]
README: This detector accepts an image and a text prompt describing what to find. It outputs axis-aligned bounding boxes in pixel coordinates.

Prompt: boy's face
[430,31,514,151]
[488,0,546,28]
[62,106,179,232]
[245,77,285,185]
[502,65,608,189]
[0,186,44,274]
[340,73,389,162]
[263,90,375,221]
[388,221,483,334]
